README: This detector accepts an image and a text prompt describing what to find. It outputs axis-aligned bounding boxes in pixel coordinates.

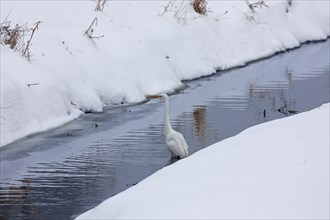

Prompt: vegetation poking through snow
[160,0,208,24]
[286,0,296,12]
[244,0,268,23]
[95,0,107,11]
[1,21,26,50]
[84,17,104,39]
[22,21,41,60]
[246,0,268,13]
[214,10,228,22]
[193,0,207,15]
[1,18,41,61]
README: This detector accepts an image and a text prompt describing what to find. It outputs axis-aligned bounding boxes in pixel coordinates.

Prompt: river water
[0,40,329,220]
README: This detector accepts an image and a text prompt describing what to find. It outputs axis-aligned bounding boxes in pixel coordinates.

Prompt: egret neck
[162,94,172,135]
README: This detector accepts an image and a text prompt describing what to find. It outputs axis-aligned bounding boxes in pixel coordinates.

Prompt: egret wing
[166,130,189,158]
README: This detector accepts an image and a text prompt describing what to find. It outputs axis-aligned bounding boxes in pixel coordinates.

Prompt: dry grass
[193,0,207,15]
[1,18,41,61]
[84,17,104,40]
[160,0,208,24]
[95,0,107,11]
[1,21,28,50]
[22,21,42,60]
[245,0,268,13]
[244,0,268,23]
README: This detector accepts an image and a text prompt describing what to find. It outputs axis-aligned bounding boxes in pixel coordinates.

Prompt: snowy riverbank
[76,103,329,219]
[1,1,329,146]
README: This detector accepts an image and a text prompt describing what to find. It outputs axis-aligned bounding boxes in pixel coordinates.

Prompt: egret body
[148,93,189,159]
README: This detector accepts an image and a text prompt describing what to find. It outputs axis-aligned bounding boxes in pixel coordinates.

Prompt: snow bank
[1,1,329,146]
[76,103,330,219]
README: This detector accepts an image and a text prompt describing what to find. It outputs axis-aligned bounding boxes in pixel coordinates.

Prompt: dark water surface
[1,40,329,220]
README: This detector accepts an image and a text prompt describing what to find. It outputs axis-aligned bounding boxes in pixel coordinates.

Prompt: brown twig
[84,17,104,39]
[27,83,39,87]
[23,21,41,60]
[95,0,107,11]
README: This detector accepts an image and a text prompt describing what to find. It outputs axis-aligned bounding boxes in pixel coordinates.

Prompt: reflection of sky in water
[0,41,329,220]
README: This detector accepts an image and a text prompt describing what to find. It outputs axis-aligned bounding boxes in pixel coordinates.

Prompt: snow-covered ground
[76,103,329,219]
[1,0,329,147]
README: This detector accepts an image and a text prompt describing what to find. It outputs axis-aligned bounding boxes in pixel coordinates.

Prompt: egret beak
[147,95,161,99]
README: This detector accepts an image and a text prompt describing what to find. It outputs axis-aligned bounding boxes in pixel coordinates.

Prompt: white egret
[148,93,189,159]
